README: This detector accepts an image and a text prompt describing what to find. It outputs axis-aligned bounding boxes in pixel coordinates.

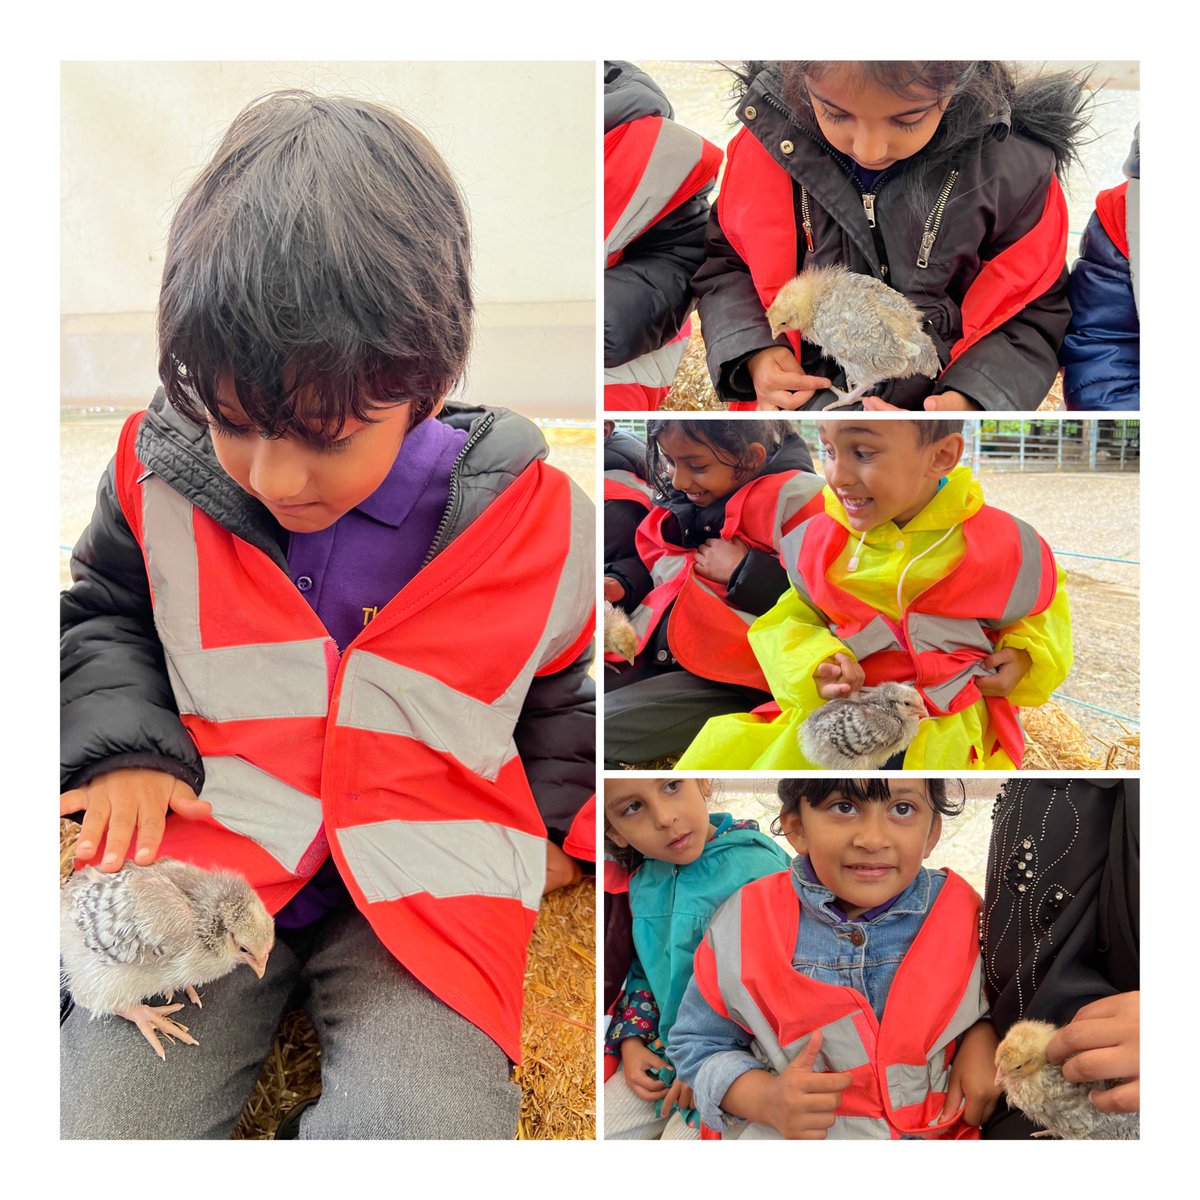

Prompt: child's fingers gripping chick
[813,652,865,699]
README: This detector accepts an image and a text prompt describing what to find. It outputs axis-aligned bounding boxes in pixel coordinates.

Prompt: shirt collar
[355,416,460,528]
[793,855,931,925]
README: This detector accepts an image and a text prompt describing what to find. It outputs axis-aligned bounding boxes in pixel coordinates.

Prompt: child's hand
[620,1037,671,1102]
[543,840,582,894]
[760,1030,854,1139]
[603,576,626,603]
[1046,991,1140,1113]
[940,1019,1002,1127]
[661,1076,694,1118]
[976,647,1033,697]
[747,346,831,411]
[924,390,980,411]
[60,768,211,872]
[693,537,748,584]
[813,652,865,699]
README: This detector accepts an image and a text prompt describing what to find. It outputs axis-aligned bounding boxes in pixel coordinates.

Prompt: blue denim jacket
[670,856,947,1132]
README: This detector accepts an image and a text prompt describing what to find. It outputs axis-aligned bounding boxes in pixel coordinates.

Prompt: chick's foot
[823,384,869,411]
[115,1002,200,1060]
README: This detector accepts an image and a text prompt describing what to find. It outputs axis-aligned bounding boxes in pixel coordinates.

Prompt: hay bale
[1023,701,1139,770]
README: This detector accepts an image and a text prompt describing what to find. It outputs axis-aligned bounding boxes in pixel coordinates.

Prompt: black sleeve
[604,499,653,609]
[724,547,789,616]
[605,193,712,368]
[61,460,203,792]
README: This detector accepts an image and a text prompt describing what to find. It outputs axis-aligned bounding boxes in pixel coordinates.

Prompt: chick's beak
[249,950,270,979]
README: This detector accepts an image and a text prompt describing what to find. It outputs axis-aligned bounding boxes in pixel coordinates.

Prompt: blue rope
[1050,692,1140,724]
[1052,551,1139,565]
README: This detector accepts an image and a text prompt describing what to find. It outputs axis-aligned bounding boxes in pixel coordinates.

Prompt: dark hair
[157,90,473,443]
[645,419,797,499]
[772,777,966,835]
[912,418,965,445]
[767,61,1091,219]
[603,778,721,870]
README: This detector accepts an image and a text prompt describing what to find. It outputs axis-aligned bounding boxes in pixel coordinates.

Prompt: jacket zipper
[800,186,815,252]
[917,170,960,269]
[422,411,496,567]
[862,193,876,228]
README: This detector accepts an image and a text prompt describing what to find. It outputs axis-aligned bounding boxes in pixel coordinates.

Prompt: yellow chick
[603,600,637,665]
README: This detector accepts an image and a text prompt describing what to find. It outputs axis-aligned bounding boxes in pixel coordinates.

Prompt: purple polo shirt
[274,416,468,928]
[801,855,903,922]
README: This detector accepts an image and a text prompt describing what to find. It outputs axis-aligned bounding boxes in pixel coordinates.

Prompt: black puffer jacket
[695,62,1086,410]
[604,61,713,368]
[61,392,595,845]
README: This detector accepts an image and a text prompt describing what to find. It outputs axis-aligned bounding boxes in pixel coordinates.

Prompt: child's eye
[619,800,643,819]
[819,104,850,126]
[830,800,857,815]
[854,449,875,462]
[891,802,916,817]
[662,779,682,795]
[893,113,930,132]
[321,434,357,454]
[212,422,253,440]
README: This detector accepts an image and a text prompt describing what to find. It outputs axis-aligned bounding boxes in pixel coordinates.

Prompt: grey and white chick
[61,858,275,1059]
[767,266,941,409]
[604,600,638,666]
[800,682,928,770]
[994,1019,1139,1140]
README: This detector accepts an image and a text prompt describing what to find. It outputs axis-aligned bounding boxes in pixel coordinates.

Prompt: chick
[61,858,275,1059]
[994,1019,1139,1139]
[604,600,637,666]
[799,682,927,770]
[766,266,941,409]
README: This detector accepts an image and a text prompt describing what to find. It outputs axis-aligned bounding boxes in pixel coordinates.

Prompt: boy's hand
[1046,992,1140,1113]
[543,841,582,894]
[693,537,748,585]
[620,1037,671,1102]
[760,1030,853,1139]
[813,652,865,699]
[60,768,211,872]
[940,1019,1002,1127]
[747,347,830,411]
[603,576,626,603]
[925,390,980,411]
[976,647,1033,697]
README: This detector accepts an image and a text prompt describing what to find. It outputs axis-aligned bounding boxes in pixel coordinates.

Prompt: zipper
[421,411,496,566]
[800,186,815,252]
[917,169,959,269]
[862,193,876,228]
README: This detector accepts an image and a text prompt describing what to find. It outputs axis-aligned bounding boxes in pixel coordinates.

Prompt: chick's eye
[238,944,250,955]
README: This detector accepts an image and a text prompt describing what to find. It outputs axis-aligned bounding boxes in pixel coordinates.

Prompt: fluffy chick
[799,682,927,770]
[61,858,275,1059]
[994,1019,1139,1140]
[767,266,941,409]
[604,600,638,665]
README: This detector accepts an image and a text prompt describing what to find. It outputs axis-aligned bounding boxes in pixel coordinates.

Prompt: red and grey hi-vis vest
[604,115,723,409]
[693,869,987,1140]
[603,468,656,513]
[603,472,824,689]
[114,412,594,1062]
[716,127,1070,409]
[1095,178,1139,316]
[782,505,1057,765]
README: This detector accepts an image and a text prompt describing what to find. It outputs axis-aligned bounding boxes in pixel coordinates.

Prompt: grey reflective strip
[1127,177,1139,314]
[830,1116,892,1140]
[996,517,1047,628]
[842,616,904,660]
[923,660,991,710]
[337,818,545,910]
[771,474,824,550]
[782,1011,870,1071]
[533,478,595,670]
[143,477,331,721]
[201,756,325,875]
[604,336,688,388]
[605,122,707,260]
[604,469,655,503]
[907,613,994,657]
[334,652,520,781]
[649,552,688,590]
[929,956,988,1060]
[887,1062,939,1109]
[781,519,825,616]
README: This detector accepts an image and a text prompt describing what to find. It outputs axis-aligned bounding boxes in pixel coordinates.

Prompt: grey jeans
[60,904,520,1139]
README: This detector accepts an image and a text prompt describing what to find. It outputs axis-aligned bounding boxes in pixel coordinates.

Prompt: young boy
[670,779,1001,1140]
[59,91,595,1140]
[678,419,1071,769]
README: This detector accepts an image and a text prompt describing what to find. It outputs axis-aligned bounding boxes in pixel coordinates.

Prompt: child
[603,420,824,766]
[59,91,595,1140]
[670,778,1001,1139]
[694,61,1090,411]
[679,419,1071,769]
[603,777,790,1138]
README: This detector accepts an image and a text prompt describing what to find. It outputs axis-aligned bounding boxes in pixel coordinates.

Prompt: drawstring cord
[895,524,959,614]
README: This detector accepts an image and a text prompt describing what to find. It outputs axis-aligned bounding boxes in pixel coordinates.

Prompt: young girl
[603,778,791,1139]
[694,61,1090,411]
[603,419,824,766]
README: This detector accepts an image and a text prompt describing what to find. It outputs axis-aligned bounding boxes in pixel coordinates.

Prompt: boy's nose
[852,124,889,167]
[248,439,309,502]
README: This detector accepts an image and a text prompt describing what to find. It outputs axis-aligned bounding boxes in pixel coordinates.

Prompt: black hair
[645,419,798,499]
[740,61,1092,222]
[158,90,473,443]
[912,418,965,445]
[603,778,721,871]
[772,777,966,835]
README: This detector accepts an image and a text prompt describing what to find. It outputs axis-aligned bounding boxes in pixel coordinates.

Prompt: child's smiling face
[805,65,949,171]
[654,425,766,508]
[604,778,714,866]
[817,421,964,530]
[780,781,942,919]
[209,382,424,533]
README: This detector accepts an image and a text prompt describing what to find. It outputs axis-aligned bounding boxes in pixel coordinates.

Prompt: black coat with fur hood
[694,62,1089,410]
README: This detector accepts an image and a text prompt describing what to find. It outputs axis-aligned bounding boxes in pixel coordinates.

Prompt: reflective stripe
[929,956,988,1060]
[604,336,688,389]
[534,477,595,671]
[830,1116,892,1140]
[772,474,824,545]
[335,651,521,781]
[996,517,1046,629]
[649,552,688,590]
[781,1011,870,1071]
[887,1062,939,1109]
[143,477,331,720]
[907,613,993,657]
[1126,177,1140,311]
[604,470,655,504]
[842,616,904,660]
[202,756,325,874]
[337,818,545,910]
[923,660,990,711]
[782,519,826,617]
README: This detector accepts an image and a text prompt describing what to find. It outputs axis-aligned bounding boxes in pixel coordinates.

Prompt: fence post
[1089,422,1099,470]
[1057,421,1064,469]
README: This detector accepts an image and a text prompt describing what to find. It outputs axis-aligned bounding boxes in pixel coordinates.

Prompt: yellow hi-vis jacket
[678,466,1072,769]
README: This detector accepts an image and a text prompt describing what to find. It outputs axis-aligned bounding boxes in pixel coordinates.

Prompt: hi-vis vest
[1095,179,1139,315]
[693,869,987,1140]
[605,115,722,410]
[602,471,824,689]
[603,468,655,514]
[716,128,1069,409]
[783,505,1057,765]
[114,412,594,1062]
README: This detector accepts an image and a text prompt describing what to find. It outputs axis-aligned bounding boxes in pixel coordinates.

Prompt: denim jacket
[670,856,948,1132]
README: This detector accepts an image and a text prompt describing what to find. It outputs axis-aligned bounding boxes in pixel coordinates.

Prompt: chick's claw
[116,1002,199,1060]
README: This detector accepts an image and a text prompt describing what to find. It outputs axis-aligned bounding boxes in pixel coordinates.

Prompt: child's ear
[747,442,768,471]
[929,433,965,477]
[779,810,808,855]
[430,393,448,418]
[606,826,629,850]
[923,812,943,858]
